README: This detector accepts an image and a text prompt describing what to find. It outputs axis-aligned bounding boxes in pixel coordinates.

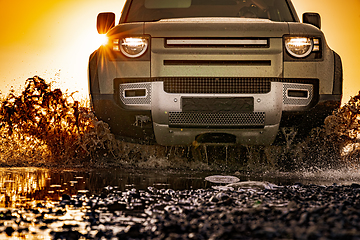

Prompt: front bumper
[91,77,340,146]
[151,80,283,145]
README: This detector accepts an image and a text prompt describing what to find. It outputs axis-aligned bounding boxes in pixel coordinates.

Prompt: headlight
[113,37,148,58]
[285,37,313,58]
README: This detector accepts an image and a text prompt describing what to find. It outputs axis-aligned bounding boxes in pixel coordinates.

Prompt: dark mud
[1,167,360,239]
[2,181,360,239]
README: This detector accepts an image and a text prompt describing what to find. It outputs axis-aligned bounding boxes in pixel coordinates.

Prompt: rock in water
[205,175,240,184]
[226,181,279,190]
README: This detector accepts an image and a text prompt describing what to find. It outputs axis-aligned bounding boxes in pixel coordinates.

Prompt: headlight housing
[113,37,149,58]
[284,37,320,59]
[285,37,313,58]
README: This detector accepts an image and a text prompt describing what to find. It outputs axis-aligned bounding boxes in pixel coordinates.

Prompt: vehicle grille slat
[163,60,271,66]
[165,38,269,48]
[164,77,271,94]
[114,78,318,94]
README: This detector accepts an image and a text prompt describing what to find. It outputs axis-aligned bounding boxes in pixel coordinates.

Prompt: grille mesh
[169,112,265,128]
[164,77,271,94]
[119,83,151,105]
[283,83,313,105]
[115,78,318,95]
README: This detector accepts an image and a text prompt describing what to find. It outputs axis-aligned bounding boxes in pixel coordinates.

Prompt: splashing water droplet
[0,76,121,165]
[1,77,360,171]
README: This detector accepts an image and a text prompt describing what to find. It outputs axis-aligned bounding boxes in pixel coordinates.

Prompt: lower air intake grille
[169,112,265,128]
[283,83,313,106]
[164,77,271,94]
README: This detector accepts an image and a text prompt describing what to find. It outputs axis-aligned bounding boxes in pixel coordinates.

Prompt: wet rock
[5,226,15,236]
[227,180,278,190]
[31,209,40,214]
[287,200,298,210]
[3,183,360,239]
[55,209,66,216]
[62,224,79,230]
[0,210,13,220]
[205,175,240,184]
[52,230,82,240]
[39,225,48,230]
[106,202,127,212]
[61,194,71,201]
[124,224,143,238]
[36,203,46,208]
[17,227,29,233]
[209,192,233,205]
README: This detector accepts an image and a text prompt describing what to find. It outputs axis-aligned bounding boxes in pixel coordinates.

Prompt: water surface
[2,167,360,208]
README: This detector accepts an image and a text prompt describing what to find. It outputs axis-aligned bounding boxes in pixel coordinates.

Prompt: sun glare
[97,34,109,47]
[83,32,109,53]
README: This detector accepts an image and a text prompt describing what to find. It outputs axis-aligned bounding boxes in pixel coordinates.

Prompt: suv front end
[88,0,342,146]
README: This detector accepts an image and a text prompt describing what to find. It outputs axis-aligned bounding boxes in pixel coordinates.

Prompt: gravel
[2,182,360,239]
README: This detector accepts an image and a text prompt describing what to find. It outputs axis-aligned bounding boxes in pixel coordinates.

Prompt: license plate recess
[182,97,254,113]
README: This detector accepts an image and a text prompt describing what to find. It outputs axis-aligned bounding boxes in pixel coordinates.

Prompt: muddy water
[2,77,360,238]
[0,167,210,208]
[1,168,360,240]
[1,167,360,209]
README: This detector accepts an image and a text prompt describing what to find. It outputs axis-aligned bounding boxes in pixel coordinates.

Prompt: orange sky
[0,0,126,98]
[0,0,359,102]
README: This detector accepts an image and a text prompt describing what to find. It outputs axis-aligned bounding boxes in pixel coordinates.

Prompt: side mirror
[303,12,321,29]
[97,12,115,34]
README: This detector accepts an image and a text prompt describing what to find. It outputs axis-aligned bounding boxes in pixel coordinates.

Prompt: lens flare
[97,34,109,46]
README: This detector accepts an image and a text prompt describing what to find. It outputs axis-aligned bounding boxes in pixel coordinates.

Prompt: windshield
[124,0,295,23]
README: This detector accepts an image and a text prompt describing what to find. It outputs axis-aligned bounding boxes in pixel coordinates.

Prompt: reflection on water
[1,167,360,208]
[0,167,212,208]
[0,168,49,208]
[0,167,359,240]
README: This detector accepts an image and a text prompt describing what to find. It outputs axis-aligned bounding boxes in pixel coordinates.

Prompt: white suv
[88,0,342,146]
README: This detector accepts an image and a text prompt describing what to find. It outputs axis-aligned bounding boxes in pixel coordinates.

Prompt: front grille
[164,77,271,94]
[165,38,269,48]
[163,60,271,66]
[114,78,318,95]
[169,112,265,128]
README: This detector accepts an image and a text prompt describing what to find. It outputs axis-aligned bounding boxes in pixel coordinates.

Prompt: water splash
[325,93,360,166]
[0,76,121,166]
[1,76,360,171]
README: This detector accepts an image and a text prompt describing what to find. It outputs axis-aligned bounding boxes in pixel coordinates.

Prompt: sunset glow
[0,0,359,102]
[0,0,126,98]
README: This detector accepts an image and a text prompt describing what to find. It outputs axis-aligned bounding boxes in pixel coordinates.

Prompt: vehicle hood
[287,22,324,36]
[108,18,324,39]
[143,18,289,38]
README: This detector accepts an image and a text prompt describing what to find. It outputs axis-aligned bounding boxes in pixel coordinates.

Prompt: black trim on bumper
[319,94,342,102]
[279,95,341,138]
[91,94,156,144]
